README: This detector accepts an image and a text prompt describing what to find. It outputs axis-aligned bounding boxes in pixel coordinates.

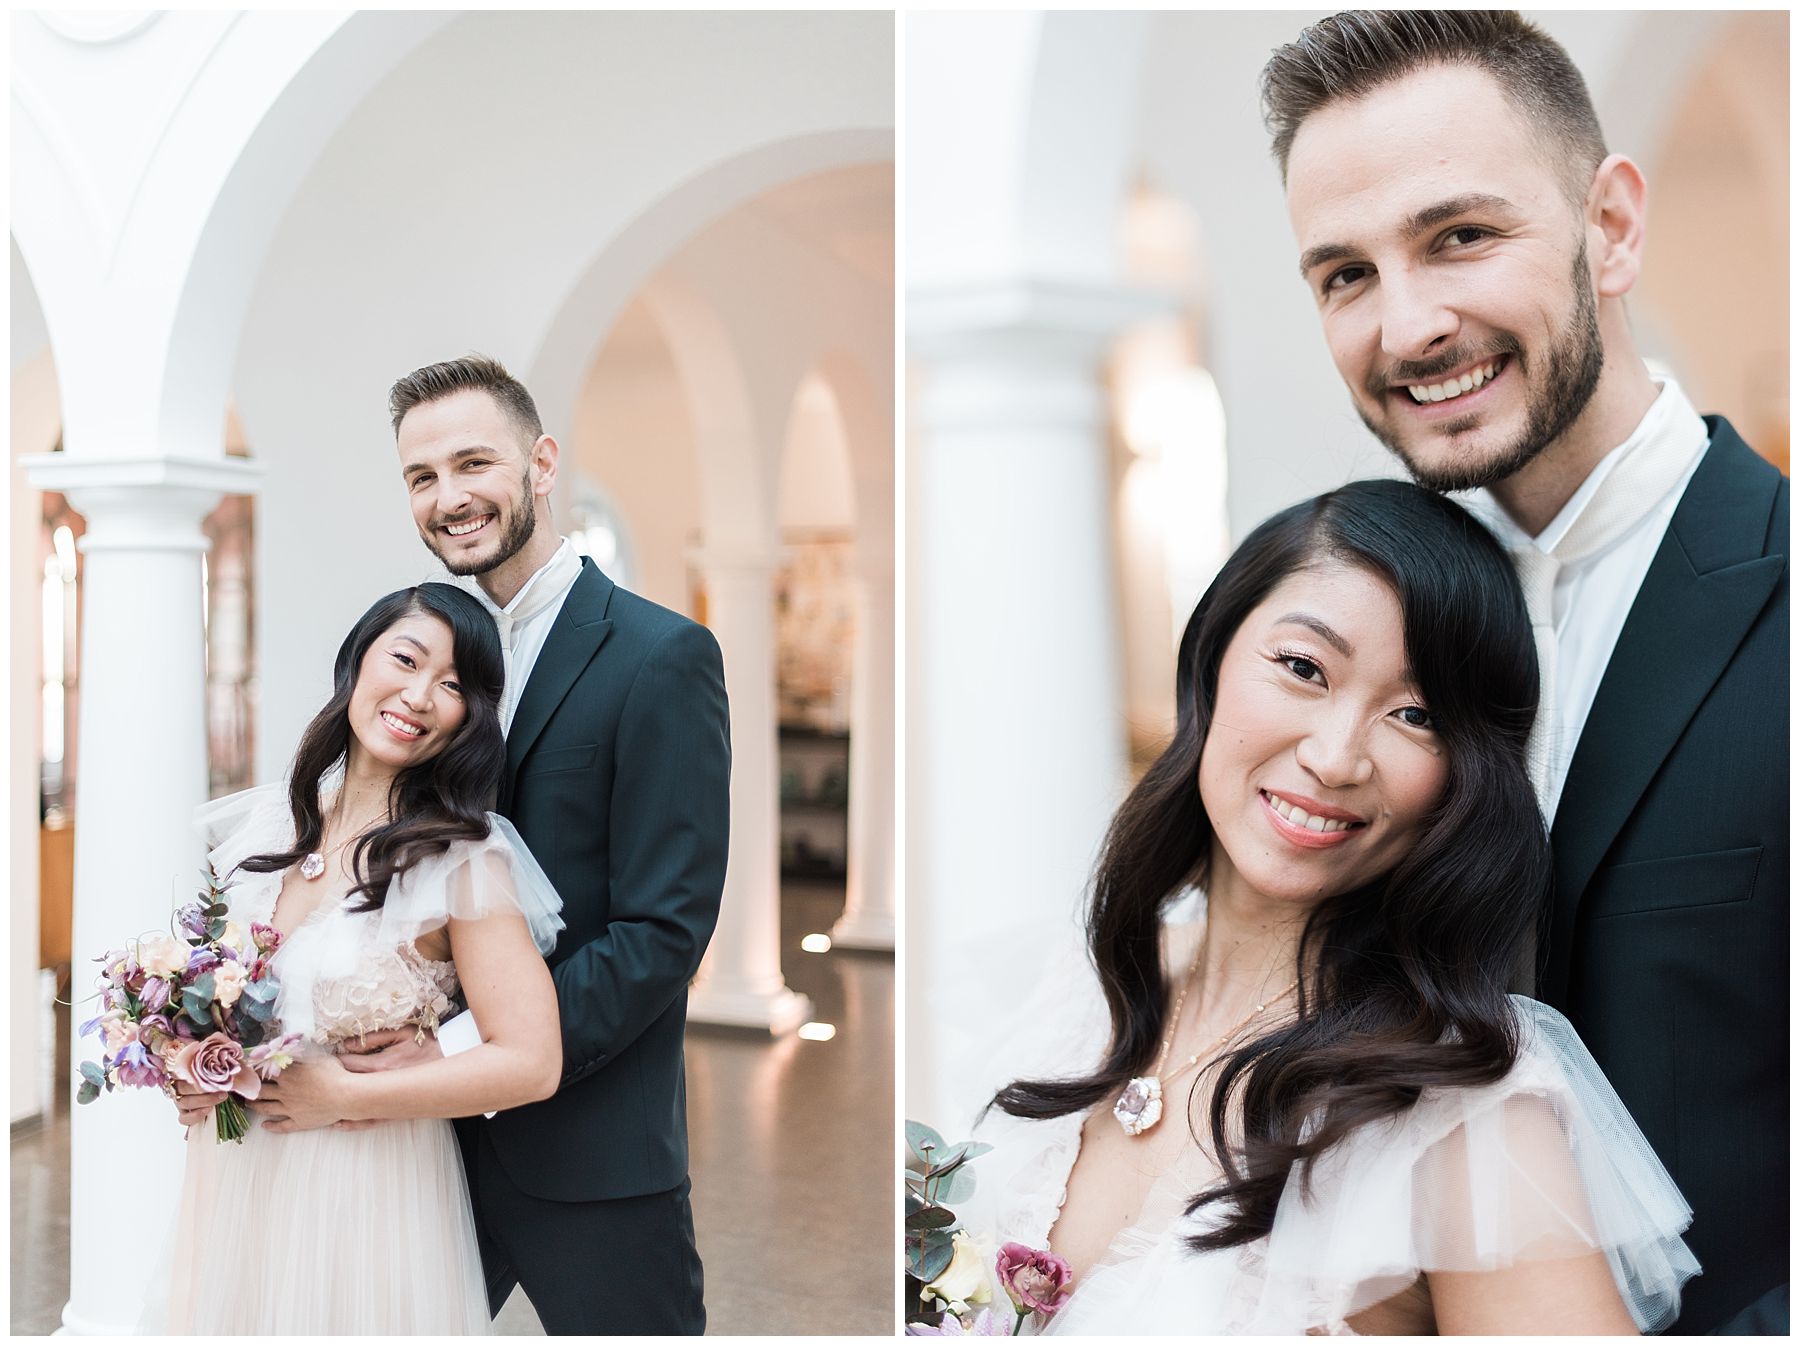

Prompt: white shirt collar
[1467,374,1700,554]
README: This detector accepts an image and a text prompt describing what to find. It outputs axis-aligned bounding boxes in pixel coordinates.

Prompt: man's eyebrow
[1298,241,1358,278]
[1274,612,1354,658]
[402,445,503,477]
[1298,193,1521,278]
[1401,192,1519,238]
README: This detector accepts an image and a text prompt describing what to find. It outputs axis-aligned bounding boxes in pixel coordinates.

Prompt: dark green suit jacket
[1542,419,1787,1333]
[464,558,730,1202]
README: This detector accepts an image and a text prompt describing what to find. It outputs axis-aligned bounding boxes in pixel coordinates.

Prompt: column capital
[20,453,262,554]
[908,277,1174,365]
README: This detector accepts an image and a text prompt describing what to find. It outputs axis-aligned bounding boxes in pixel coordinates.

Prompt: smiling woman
[956,480,1696,1335]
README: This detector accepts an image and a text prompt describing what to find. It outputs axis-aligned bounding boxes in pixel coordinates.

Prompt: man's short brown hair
[388,354,544,447]
[1261,11,1607,203]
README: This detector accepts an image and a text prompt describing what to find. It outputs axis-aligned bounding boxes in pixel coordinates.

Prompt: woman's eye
[392,652,415,668]
[1282,655,1324,683]
[1397,705,1434,729]
[442,681,462,696]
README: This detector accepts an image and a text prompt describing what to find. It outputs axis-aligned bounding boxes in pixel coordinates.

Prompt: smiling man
[370,355,728,1333]
[1265,12,1786,1334]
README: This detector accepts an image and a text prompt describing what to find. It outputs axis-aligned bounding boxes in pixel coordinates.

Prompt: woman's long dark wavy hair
[992,479,1550,1251]
[238,583,507,912]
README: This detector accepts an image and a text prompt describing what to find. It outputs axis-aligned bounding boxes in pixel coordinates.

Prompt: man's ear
[1586,153,1648,300]
[528,433,560,498]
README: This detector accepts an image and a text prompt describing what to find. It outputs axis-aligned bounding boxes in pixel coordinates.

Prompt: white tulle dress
[143,783,564,1335]
[965,910,1699,1335]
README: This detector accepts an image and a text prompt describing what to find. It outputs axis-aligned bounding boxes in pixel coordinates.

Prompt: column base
[829,909,895,951]
[686,984,814,1035]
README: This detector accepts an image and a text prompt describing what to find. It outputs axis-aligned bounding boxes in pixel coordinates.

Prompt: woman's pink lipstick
[1258,789,1366,850]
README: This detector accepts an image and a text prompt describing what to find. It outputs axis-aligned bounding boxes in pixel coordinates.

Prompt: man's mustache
[1366,338,1521,398]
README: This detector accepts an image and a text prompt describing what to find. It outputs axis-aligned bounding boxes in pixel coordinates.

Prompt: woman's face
[345,612,468,773]
[1197,562,1450,910]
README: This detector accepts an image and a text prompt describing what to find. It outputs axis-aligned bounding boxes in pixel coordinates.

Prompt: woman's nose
[1294,713,1374,789]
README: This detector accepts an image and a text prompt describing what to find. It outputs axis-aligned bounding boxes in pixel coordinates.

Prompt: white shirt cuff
[436,1011,495,1119]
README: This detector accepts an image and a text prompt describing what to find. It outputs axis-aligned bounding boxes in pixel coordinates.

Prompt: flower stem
[215,1096,249,1144]
[1013,1308,1029,1336]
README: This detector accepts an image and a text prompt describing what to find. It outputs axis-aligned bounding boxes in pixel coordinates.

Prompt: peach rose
[139,935,188,978]
[213,962,248,1010]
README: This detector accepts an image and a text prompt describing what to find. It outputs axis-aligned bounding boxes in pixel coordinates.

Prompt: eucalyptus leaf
[905,1119,946,1166]
[76,1080,100,1105]
[935,1162,977,1206]
[906,1190,926,1216]
[905,1203,957,1232]
[190,972,216,1003]
[908,1231,955,1283]
[205,902,229,918]
[78,1060,105,1087]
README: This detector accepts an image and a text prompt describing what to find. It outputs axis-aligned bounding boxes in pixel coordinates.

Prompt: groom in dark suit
[1266,12,1786,1334]
[357,355,728,1334]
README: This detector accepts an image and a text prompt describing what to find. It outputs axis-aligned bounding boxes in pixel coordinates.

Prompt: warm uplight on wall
[797,1022,836,1042]
[801,933,832,953]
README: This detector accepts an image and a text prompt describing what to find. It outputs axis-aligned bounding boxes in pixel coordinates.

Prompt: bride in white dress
[963,483,1697,1335]
[151,583,563,1334]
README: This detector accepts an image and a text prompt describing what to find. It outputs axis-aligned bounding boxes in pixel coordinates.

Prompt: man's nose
[1378,269,1458,364]
[434,476,472,518]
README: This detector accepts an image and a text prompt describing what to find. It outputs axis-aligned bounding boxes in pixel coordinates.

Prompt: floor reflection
[13,882,893,1337]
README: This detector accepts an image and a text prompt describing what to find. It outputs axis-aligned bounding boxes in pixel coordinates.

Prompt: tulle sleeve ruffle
[375,814,565,956]
[1238,995,1699,1333]
[193,782,295,878]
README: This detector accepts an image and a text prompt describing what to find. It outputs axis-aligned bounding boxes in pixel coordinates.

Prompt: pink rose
[994,1243,1074,1318]
[167,1031,261,1099]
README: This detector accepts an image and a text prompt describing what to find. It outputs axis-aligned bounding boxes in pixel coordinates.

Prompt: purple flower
[995,1244,1074,1317]
[138,1012,175,1040]
[176,901,208,938]
[113,1041,166,1089]
[185,947,220,977]
[907,1309,1010,1336]
[139,976,172,1013]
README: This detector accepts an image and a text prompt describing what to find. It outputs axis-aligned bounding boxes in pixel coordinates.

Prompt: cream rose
[220,921,248,954]
[922,1231,992,1310]
[213,961,248,1010]
[101,1015,137,1054]
[139,934,188,978]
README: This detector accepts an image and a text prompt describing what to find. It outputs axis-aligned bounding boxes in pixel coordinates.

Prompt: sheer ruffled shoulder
[1237,995,1698,1333]
[375,814,565,956]
[193,782,295,877]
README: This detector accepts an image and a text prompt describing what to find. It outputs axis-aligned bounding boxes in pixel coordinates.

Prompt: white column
[831,562,895,950]
[687,550,812,1034]
[19,454,261,1336]
[906,281,1162,1131]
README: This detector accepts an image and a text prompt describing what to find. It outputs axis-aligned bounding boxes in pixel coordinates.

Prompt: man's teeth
[1408,360,1498,404]
[446,516,491,537]
[1267,792,1355,833]
[381,711,424,737]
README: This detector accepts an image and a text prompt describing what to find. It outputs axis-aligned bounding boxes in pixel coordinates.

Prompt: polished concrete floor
[12,880,892,1336]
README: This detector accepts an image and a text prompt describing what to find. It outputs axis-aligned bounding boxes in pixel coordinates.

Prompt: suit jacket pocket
[1588,845,1762,918]
[519,741,599,776]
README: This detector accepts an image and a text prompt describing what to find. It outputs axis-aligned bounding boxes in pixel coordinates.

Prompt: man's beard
[429,474,537,576]
[1360,243,1605,494]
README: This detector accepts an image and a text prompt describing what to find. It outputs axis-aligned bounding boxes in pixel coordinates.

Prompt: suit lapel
[1544,421,1784,1000]
[502,559,615,792]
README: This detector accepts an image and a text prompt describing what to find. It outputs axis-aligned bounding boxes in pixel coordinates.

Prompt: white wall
[571,300,701,616]
[228,10,893,780]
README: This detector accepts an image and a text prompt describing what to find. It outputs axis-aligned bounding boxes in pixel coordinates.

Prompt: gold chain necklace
[1111,937,1301,1137]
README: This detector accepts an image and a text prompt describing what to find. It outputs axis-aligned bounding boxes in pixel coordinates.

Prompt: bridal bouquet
[906,1121,1074,1335]
[77,865,303,1143]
